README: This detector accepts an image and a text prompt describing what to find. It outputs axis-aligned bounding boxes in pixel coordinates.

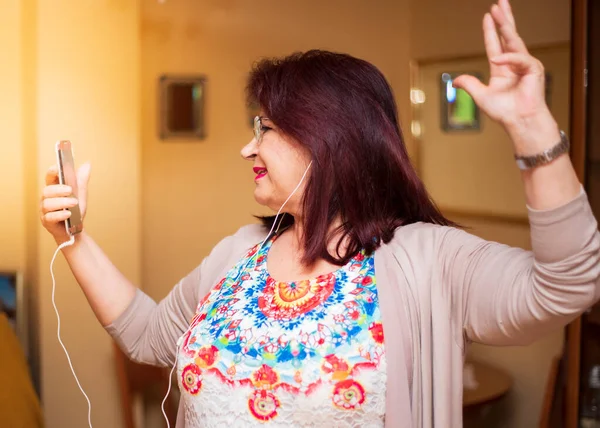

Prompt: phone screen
[55,141,83,235]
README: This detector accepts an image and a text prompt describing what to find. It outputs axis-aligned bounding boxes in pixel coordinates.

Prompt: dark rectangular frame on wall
[439,71,482,132]
[159,74,207,140]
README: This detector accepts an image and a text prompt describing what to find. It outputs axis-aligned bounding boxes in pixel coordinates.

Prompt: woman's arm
[41,163,141,326]
[445,0,600,345]
[442,191,600,346]
[105,262,202,367]
[105,226,263,367]
[56,228,201,367]
[60,232,138,326]
[41,163,202,366]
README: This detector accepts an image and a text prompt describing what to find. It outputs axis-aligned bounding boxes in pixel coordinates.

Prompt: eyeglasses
[253,115,269,143]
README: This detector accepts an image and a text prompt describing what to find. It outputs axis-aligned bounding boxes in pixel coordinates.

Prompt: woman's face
[240,115,312,215]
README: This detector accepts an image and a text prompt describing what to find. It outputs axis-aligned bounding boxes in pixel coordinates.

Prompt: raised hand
[40,163,91,244]
[452,0,552,149]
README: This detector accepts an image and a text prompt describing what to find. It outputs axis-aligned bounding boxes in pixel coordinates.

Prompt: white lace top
[176,235,387,427]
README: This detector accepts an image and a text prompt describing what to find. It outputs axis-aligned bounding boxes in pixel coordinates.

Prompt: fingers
[451,75,487,106]
[499,0,516,28]
[483,13,503,60]
[45,165,59,186]
[490,52,544,75]
[42,184,72,199]
[490,3,528,54]
[40,209,71,228]
[39,186,77,231]
[40,197,78,215]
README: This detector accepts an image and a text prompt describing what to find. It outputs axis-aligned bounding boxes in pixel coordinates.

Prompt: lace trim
[180,359,387,428]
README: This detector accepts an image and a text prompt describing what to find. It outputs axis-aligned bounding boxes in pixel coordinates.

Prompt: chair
[113,342,177,428]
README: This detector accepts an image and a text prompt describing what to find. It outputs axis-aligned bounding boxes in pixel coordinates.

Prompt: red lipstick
[253,166,267,181]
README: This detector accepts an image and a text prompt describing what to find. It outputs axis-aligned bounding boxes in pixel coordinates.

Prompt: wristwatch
[514,130,570,171]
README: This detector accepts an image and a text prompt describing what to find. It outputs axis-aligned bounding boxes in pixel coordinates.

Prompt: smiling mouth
[253,167,267,181]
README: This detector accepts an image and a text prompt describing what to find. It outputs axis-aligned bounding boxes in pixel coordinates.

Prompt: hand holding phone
[55,140,84,236]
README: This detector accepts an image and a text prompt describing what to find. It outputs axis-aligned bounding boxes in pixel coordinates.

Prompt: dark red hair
[247,50,454,266]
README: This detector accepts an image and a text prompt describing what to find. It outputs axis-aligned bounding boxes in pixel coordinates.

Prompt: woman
[40,1,600,427]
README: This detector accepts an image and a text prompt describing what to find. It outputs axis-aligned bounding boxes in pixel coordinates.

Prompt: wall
[410,0,570,60]
[0,0,39,395]
[140,0,412,299]
[410,1,571,427]
[0,0,26,273]
[30,0,141,427]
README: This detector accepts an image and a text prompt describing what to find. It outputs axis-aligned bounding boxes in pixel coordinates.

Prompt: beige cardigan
[107,188,600,427]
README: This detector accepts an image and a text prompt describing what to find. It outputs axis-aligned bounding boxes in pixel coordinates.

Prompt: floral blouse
[176,234,387,427]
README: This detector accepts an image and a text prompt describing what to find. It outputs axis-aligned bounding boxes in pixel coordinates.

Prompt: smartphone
[55,140,83,236]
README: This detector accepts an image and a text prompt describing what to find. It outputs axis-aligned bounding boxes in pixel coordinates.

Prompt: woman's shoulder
[391,221,454,241]
[232,223,269,245]
[196,223,268,285]
[382,221,463,259]
[207,223,268,262]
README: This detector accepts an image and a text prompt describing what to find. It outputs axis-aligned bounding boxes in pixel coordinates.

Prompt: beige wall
[0,1,26,273]
[140,0,412,300]
[36,1,141,425]
[1,0,37,382]
[0,0,141,427]
[410,0,570,60]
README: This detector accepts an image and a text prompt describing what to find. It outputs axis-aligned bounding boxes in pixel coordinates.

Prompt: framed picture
[440,72,482,132]
[0,271,27,351]
[159,74,207,140]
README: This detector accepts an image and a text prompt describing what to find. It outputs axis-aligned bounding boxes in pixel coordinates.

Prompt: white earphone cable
[261,160,313,247]
[51,234,93,428]
[161,338,181,427]
[160,161,313,427]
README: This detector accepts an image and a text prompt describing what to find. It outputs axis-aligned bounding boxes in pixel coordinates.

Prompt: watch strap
[514,130,570,171]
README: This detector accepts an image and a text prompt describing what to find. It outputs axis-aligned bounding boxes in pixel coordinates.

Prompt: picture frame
[159,74,207,140]
[440,71,482,132]
[0,271,27,352]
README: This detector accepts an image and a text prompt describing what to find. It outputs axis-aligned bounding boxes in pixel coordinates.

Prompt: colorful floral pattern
[181,363,202,395]
[249,389,280,421]
[332,379,366,410]
[177,234,387,424]
[258,275,336,320]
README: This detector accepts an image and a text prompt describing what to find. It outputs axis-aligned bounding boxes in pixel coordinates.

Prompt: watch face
[515,158,528,170]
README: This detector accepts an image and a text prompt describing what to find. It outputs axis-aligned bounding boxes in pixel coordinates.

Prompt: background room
[1,0,598,427]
